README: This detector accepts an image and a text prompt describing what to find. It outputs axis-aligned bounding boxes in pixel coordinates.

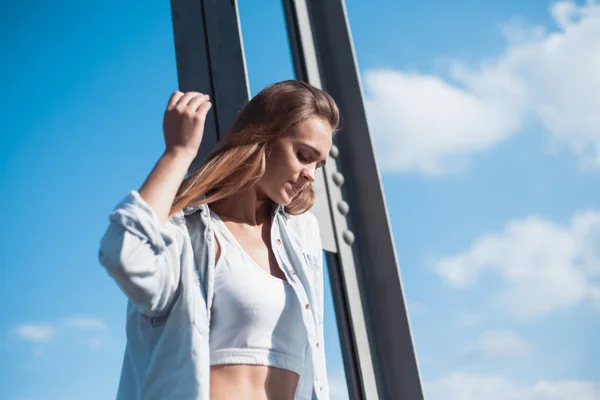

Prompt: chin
[267,183,295,206]
[279,194,294,206]
[274,189,295,207]
[265,192,289,208]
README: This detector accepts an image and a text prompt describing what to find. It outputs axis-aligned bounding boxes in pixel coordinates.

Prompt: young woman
[99,80,339,400]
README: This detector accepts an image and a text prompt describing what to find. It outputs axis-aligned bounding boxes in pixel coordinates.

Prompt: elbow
[98,222,156,276]
[98,223,124,273]
[99,225,122,273]
[97,222,175,315]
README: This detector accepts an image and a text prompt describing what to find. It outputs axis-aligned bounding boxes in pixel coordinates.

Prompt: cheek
[268,149,300,178]
[261,161,290,190]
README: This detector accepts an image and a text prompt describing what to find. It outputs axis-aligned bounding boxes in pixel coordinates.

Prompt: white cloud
[365,1,600,174]
[426,372,599,400]
[14,324,54,342]
[435,211,600,320]
[464,330,533,361]
[458,312,481,327]
[11,315,108,353]
[62,316,107,330]
[364,70,522,175]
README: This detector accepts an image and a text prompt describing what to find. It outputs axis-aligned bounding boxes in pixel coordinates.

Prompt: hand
[163,91,212,158]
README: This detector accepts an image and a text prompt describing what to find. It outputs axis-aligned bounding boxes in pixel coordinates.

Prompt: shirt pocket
[303,252,323,325]
[303,252,321,272]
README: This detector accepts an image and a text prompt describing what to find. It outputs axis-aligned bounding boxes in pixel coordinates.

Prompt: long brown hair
[169,80,339,217]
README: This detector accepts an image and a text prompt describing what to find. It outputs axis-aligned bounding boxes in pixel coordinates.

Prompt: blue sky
[1,1,599,399]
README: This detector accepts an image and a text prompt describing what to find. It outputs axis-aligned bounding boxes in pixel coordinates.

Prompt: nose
[302,167,316,183]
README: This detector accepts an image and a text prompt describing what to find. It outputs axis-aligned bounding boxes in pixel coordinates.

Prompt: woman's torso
[210,365,299,400]
[207,208,305,399]
[100,192,326,400]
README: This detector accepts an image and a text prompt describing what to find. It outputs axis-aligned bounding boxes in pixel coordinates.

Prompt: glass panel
[344,0,600,398]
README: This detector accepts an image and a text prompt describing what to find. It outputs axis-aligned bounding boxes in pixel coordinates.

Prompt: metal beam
[170,0,249,169]
[283,1,424,399]
[283,1,378,399]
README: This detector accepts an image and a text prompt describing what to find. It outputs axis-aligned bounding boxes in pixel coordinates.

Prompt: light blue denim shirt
[98,191,329,400]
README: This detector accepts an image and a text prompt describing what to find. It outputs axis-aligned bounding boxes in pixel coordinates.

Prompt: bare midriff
[210,364,300,400]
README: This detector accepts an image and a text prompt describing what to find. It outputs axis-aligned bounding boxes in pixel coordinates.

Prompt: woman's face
[258,116,333,206]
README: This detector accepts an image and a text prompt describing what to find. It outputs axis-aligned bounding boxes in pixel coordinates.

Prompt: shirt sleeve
[98,191,184,317]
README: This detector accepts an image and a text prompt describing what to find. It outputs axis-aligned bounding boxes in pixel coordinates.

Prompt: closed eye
[297,146,326,169]
[297,151,310,162]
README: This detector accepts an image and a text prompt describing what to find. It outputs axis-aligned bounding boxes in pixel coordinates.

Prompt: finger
[195,101,212,118]
[176,92,205,108]
[187,94,209,112]
[167,91,184,110]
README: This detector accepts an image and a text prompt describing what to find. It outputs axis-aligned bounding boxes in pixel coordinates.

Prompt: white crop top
[207,209,307,375]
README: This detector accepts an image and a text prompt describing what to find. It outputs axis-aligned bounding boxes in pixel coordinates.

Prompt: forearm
[138,149,196,223]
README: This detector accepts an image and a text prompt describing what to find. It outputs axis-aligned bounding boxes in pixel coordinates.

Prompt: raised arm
[139,91,211,223]
[98,92,212,317]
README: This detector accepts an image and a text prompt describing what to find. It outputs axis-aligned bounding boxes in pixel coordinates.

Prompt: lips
[288,181,302,195]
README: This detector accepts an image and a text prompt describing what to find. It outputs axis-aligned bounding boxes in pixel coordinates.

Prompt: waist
[210,364,299,400]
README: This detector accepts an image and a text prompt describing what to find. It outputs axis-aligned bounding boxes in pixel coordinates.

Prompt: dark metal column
[282,1,378,399]
[169,0,249,169]
[282,1,424,399]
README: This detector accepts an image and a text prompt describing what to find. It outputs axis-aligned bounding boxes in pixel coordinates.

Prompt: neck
[209,187,274,226]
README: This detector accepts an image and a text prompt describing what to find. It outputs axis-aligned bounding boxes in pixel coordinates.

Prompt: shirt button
[276,239,282,245]
[289,268,296,275]
[316,342,320,349]
[305,303,311,310]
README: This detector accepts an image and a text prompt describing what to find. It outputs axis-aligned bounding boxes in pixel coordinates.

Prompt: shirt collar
[273,203,291,220]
